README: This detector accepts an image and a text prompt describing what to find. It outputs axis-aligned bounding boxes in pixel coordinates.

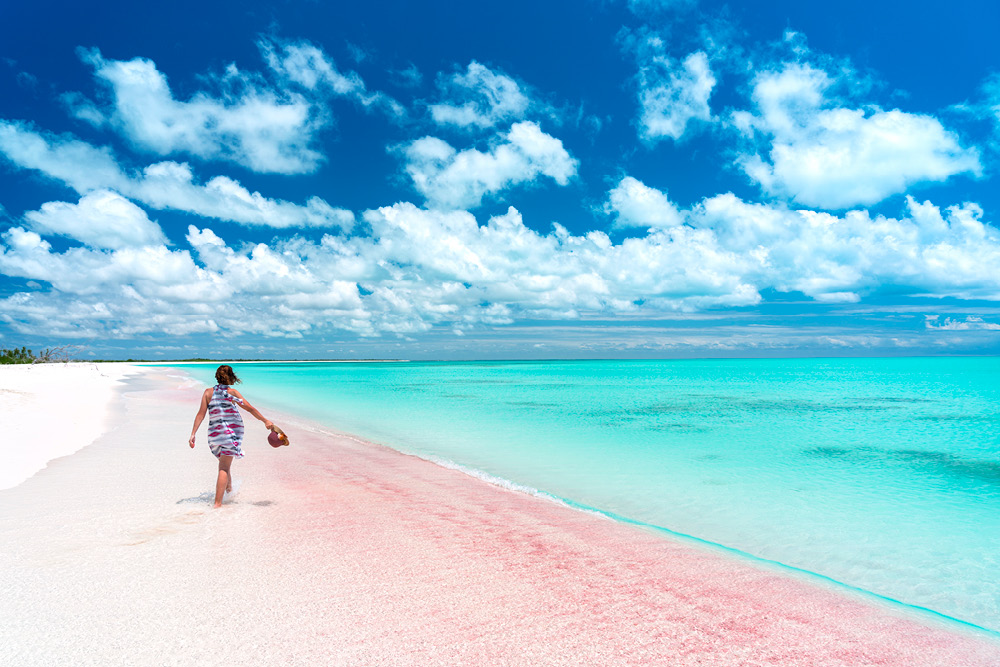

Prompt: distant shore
[1,364,999,665]
[112,358,411,364]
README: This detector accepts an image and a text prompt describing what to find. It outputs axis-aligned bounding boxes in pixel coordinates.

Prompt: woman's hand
[189,434,196,448]
[264,420,274,431]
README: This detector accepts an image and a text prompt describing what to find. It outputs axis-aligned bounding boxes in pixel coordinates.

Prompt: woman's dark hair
[215,365,241,385]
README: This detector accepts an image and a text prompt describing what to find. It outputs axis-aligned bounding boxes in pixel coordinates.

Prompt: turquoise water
[176,358,1000,632]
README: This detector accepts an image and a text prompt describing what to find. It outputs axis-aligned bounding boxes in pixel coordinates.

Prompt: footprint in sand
[123,510,206,546]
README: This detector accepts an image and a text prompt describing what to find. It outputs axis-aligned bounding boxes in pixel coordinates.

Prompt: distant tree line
[0,346,34,364]
[0,345,80,364]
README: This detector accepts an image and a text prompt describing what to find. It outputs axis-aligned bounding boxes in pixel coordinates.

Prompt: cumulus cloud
[70,48,325,174]
[627,0,697,13]
[0,225,364,339]
[606,177,1000,303]
[429,61,532,129]
[402,121,578,209]
[733,61,981,209]
[132,162,354,230]
[363,202,758,314]
[605,176,683,229]
[689,191,1000,302]
[0,289,222,339]
[0,198,755,340]
[0,121,128,192]
[60,90,106,126]
[186,226,363,309]
[638,51,715,142]
[259,37,404,118]
[624,29,715,143]
[6,172,1000,341]
[0,226,224,304]
[23,190,167,249]
[0,121,353,229]
[925,315,1000,331]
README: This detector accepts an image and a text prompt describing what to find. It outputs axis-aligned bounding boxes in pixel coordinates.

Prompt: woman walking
[189,365,274,507]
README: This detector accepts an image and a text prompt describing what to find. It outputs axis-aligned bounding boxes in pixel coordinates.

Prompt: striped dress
[207,384,245,458]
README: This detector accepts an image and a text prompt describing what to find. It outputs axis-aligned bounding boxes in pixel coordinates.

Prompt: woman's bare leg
[214,455,234,508]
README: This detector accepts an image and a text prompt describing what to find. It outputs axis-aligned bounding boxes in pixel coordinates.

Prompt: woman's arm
[229,388,274,431]
[189,388,211,448]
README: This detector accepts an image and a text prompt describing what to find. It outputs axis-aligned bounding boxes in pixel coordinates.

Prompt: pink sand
[1,367,998,665]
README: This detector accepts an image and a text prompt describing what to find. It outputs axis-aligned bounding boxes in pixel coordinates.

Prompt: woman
[189,365,274,507]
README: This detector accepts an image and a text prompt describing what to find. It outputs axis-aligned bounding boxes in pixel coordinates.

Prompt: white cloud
[429,61,532,129]
[60,91,106,126]
[959,73,1000,144]
[359,201,757,315]
[0,289,221,339]
[926,315,1000,331]
[131,162,355,230]
[259,37,404,118]
[605,176,683,229]
[690,191,1000,302]
[24,190,166,249]
[60,38,407,176]
[0,226,225,304]
[734,61,981,209]
[6,174,1000,341]
[71,48,325,174]
[186,225,362,308]
[403,121,578,209]
[0,121,128,192]
[0,199,757,341]
[623,28,715,143]
[262,39,360,93]
[627,0,697,13]
[0,225,360,339]
[346,42,368,64]
[392,64,423,89]
[0,121,353,229]
[637,50,715,142]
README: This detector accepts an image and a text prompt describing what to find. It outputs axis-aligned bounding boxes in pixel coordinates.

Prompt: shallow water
[175,358,1000,632]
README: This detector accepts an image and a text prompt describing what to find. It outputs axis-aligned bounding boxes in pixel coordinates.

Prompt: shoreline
[163,361,1000,637]
[134,359,410,364]
[327,429,1000,640]
[2,365,999,665]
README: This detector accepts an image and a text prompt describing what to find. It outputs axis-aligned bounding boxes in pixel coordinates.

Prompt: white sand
[0,363,140,490]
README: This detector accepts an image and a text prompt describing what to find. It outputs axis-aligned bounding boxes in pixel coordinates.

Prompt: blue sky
[2,0,1000,360]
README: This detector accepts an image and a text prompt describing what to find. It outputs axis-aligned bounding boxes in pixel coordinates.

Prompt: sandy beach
[2,364,999,666]
[0,362,136,490]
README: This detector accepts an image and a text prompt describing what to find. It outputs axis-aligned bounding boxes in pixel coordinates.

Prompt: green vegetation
[0,346,35,364]
[0,344,81,364]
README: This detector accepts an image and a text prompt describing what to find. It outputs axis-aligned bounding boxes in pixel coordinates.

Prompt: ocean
[175,357,1000,633]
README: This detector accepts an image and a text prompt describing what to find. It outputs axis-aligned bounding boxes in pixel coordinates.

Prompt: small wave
[416,453,611,521]
[287,418,613,520]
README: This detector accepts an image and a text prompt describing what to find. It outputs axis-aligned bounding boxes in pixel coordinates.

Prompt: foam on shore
[1,365,999,666]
